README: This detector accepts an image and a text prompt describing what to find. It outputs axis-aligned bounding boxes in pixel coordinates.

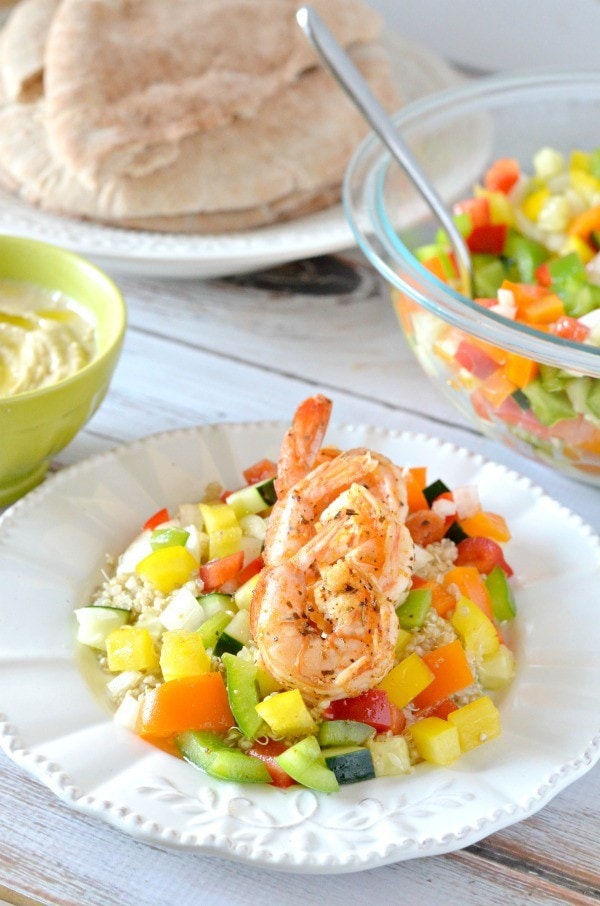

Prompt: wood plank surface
[1,250,598,906]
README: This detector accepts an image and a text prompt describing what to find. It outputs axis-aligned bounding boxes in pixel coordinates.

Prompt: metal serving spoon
[296,5,472,295]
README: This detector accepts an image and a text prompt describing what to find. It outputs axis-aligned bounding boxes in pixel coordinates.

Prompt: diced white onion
[452,485,481,519]
[239,514,267,541]
[179,503,203,530]
[116,529,154,575]
[496,288,515,308]
[113,693,141,731]
[184,524,202,562]
[431,497,456,519]
[240,534,263,565]
[106,670,143,700]
[490,301,517,320]
[159,586,205,631]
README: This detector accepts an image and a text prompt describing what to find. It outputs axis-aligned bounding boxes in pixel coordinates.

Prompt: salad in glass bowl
[344,71,600,483]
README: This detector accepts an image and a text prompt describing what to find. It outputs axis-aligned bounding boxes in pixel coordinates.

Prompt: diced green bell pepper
[222,652,266,740]
[522,379,575,426]
[396,588,432,630]
[150,527,190,550]
[504,230,550,282]
[472,255,507,298]
[176,730,271,783]
[485,566,517,622]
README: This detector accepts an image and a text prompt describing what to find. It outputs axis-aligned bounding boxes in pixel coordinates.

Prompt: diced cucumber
[586,378,600,420]
[317,719,375,748]
[322,746,375,784]
[213,609,252,657]
[274,736,339,793]
[233,572,261,611]
[396,588,431,630]
[74,605,130,651]
[478,644,516,690]
[197,611,232,650]
[444,521,469,543]
[225,478,277,518]
[222,653,266,740]
[367,736,412,777]
[198,592,233,618]
[176,730,271,783]
[422,478,451,506]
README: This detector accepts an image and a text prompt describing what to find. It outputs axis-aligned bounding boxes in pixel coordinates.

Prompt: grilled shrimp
[250,395,415,701]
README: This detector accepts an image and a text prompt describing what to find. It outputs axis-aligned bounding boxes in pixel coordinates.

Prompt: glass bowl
[343,70,600,484]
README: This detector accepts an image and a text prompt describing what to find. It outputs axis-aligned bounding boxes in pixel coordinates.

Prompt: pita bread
[0,43,400,232]
[0,0,58,102]
[43,0,383,185]
[0,0,404,233]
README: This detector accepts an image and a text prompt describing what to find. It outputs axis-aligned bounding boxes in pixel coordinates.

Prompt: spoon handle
[296,5,472,290]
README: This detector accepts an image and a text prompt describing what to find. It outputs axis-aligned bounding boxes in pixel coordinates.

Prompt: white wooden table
[0,250,598,905]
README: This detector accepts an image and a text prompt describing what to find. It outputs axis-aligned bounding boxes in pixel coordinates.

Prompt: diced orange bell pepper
[567,203,600,241]
[501,280,546,314]
[137,673,235,738]
[520,293,565,325]
[442,565,495,621]
[479,370,518,408]
[459,511,511,543]
[504,352,539,389]
[412,640,475,711]
[405,467,428,513]
[412,578,457,618]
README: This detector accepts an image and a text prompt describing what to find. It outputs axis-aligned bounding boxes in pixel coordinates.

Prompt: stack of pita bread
[0,0,401,233]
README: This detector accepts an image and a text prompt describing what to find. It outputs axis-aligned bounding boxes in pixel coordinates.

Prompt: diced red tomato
[199,550,245,592]
[550,315,590,343]
[491,394,551,440]
[234,555,263,587]
[483,157,520,195]
[455,340,500,379]
[466,223,508,255]
[142,508,170,531]
[425,698,460,720]
[455,536,513,577]
[535,261,553,287]
[327,689,404,733]
[453,196,490,229]
[248,740,296,788]
[243,458,278,485]
[432,490,457,531]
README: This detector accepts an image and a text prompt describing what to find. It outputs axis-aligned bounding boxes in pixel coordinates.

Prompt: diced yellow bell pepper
[368,735,411,777]
[410,716,461,766]
[208,525,242,560]
[394,627,413,658]
[570,168,600,201]
[159,630,211,682]
[474,186,514,226]
[255,689,316,738]
[377,652,434,710]
[447,695,501,752]
[255,666,284,698]
[478,644,516,690]
[451,596,500,659]
[135,546,198,594]
[569,150,590,172]
[105,626,159,672]
[521,186,550,221]
[561,234,596,264]
[199,502,238,533]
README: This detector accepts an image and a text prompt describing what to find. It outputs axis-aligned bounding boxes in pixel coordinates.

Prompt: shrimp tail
[274,393,332,498]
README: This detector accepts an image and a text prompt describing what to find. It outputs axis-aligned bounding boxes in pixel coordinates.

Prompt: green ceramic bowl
[0,235,126,506]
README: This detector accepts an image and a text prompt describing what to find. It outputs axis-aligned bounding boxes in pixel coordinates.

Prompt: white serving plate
[0,422,599,873]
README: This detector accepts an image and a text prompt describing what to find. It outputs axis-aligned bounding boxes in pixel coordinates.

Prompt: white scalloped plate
[0,36,461,278]
[1,423,599,873]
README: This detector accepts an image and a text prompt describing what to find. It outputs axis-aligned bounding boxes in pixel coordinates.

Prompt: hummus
[0,279,95,397]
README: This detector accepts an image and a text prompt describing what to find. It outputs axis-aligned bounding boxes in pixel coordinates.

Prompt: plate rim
[1,421,599,873]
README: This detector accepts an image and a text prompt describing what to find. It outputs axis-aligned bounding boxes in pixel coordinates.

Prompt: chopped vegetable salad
[76,456,516,792]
